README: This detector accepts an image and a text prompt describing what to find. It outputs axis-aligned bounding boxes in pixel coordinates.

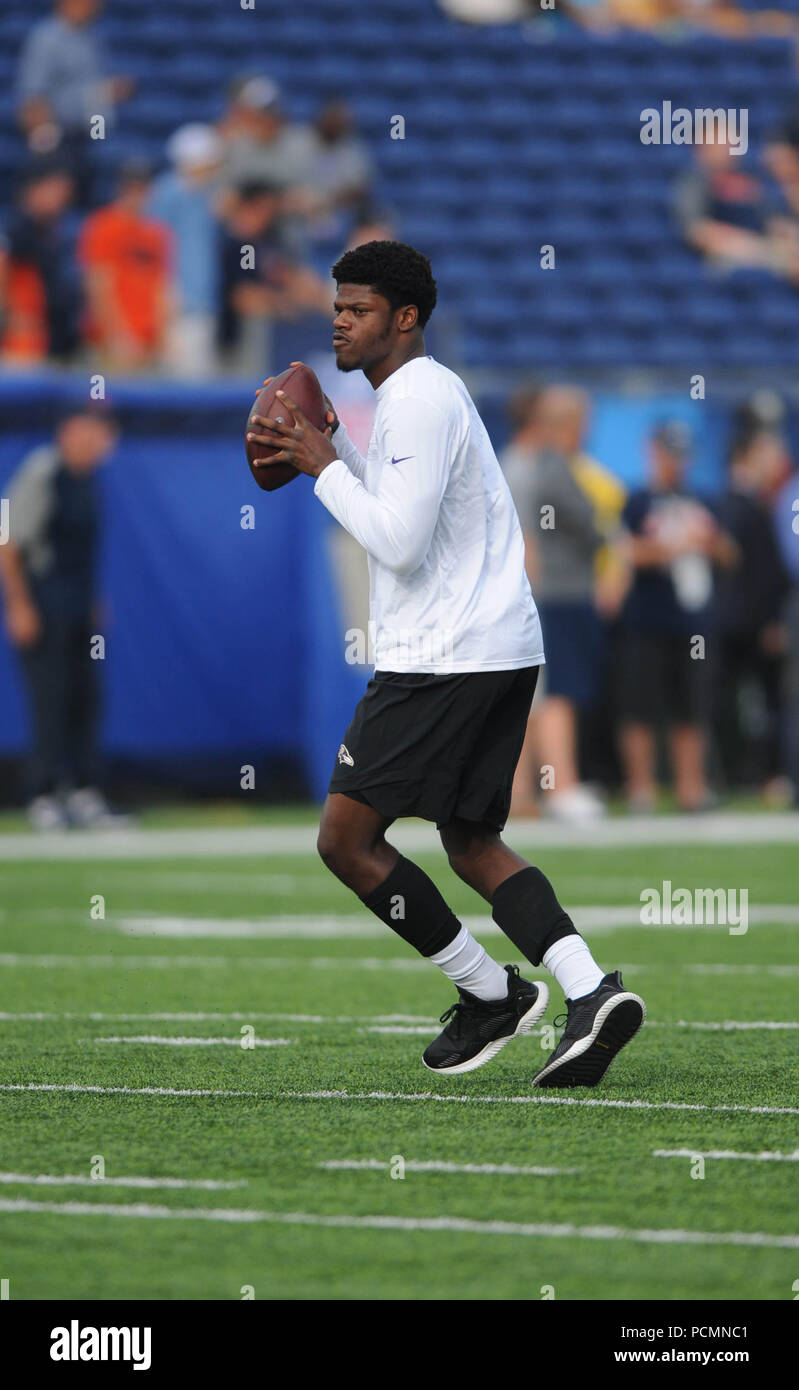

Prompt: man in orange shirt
[79,159,172,370]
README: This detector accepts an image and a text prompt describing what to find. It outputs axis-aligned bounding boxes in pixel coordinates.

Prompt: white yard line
[4,951,799,977]
[93,1035,293,1047]
[2,1081,798,1116]
[0,1172,247,1189]
[319,1159,580,1176]
[685,964,799,976]
[283,1090,799,1117]
[0,953,428,971]
[100,905,799,938]
[363,1026,438,1035]
[1,812,798,860]
[667,1020,799,1031]
[111,872,333,893]
[0,1197,796,1249]
[654,1149,799,1163]
[1,1011,795,1033]
[0,1011,435,1023]
[0,1083,258,1097]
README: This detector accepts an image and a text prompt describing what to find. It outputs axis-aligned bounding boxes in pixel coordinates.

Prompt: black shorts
[615,632,712,724]
[328,666,540,830]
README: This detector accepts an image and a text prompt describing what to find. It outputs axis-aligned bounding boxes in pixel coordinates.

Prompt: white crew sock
[429,924,509,1001]
[543,935,605,1001]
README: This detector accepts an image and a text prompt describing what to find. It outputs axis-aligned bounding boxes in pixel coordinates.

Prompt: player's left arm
[317,397,455,575]
[249,392,455,574]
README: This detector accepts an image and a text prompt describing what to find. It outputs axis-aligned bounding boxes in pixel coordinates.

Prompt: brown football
[246,362,327,492]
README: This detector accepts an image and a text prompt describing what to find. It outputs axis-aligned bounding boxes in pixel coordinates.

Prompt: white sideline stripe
[655,1149,799,1163]
[104,905,799,938]
[2,1082,798,1117]
[0,1084,257,1097]
[283,1090,799,1116]
[93,1035,292,1047]
[319,1159,580,1176]
[1,811,798,859]
[0,1198,796,1250]
[0,1172,247,1189]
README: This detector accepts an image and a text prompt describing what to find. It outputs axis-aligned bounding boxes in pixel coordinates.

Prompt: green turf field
[1,824,798,1301]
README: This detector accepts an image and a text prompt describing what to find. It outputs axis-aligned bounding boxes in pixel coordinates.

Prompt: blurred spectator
[774,466,799,804]
[437,0,542,21]
[675,137,799,286]
[0,165,82,364]
[149,124,224,378]
[504,386,623,821]
[616,421,738,812]
[79,160,172,372]
[16,0,133,207]
[300,103,375,266]
[715,431,792,797]
[0,404,120,830]
[218,182,330,375]
[218,76,317,200]
[566,1,796,35]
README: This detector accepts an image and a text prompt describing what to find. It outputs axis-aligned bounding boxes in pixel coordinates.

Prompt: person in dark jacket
[0,402,119,828]
[715,430,792,795]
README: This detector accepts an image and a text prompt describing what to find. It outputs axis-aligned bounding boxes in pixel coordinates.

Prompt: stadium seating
[4,0,799,365]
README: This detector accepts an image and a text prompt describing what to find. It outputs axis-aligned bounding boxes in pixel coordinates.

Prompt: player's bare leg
[316,792,397,897]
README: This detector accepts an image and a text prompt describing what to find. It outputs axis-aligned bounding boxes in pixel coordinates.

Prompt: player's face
[332,285,396,373]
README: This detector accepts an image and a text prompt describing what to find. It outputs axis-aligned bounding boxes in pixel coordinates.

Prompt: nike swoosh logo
[390,455,414,466]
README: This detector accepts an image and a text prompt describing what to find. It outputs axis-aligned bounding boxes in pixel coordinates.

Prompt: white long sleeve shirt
[314,355,544,674]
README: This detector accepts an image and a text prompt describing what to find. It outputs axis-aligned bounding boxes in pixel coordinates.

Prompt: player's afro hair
[332,240,437,328]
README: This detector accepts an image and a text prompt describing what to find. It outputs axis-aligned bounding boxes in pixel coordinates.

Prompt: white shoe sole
[531,991,646,1088]
[423,983,550,1076]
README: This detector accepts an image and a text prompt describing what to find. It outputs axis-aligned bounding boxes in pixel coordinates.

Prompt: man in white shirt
[247,240,644,1084]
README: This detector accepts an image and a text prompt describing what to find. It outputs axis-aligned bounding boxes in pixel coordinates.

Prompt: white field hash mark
[655,1149,799,1163]
[0,1198,797,1250]
[93,1035,293,1047]
[319,1159,581,1176]
[0,1172,247,1189]
[3,1084,799,1117]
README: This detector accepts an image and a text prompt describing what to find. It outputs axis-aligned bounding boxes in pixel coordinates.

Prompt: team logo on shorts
[337,743,355,767]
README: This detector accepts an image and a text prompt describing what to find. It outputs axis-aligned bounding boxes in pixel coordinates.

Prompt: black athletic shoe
[531,971,645,1088]
[423,965,549,1075]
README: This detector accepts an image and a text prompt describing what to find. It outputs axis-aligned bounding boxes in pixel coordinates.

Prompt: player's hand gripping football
[249,363,338,480]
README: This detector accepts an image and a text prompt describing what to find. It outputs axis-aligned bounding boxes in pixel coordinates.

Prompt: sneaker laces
[439,997,480,1026]
[554,990,601,1040]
